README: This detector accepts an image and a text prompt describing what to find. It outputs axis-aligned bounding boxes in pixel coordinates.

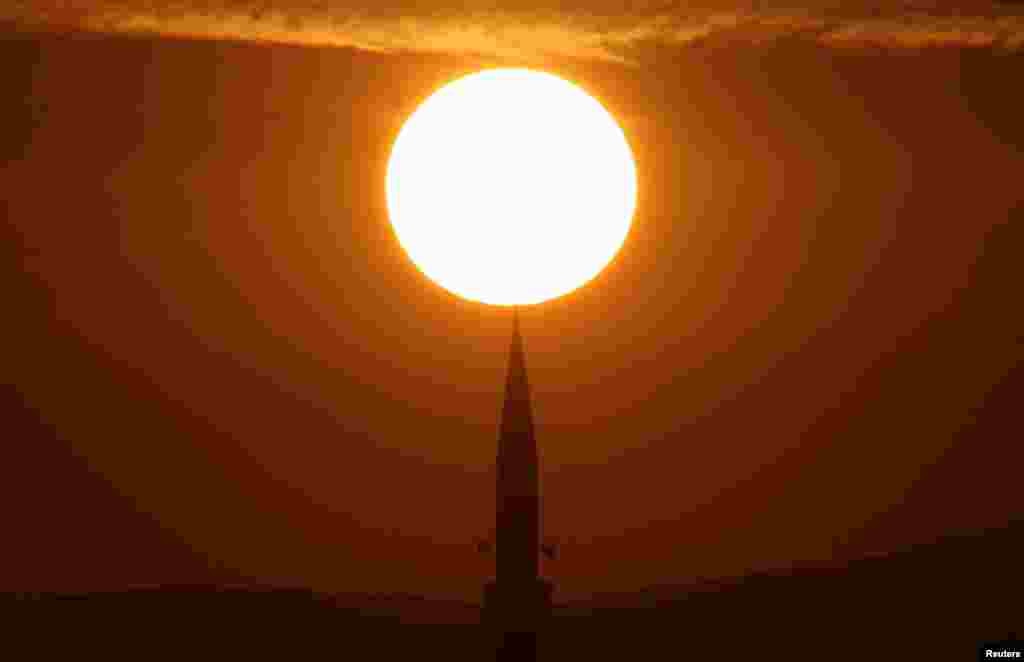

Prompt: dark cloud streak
[5,3,1024,62]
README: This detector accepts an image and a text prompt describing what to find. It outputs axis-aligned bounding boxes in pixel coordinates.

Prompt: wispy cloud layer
[6,2,1024,61]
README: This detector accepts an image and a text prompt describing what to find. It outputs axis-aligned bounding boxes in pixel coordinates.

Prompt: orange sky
[6,1,1024,60]
[2,30,1022,601]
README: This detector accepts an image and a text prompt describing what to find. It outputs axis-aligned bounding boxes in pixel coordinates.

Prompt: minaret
[483,308,553,657]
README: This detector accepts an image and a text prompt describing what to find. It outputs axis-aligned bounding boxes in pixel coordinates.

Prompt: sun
[385,68,637,307]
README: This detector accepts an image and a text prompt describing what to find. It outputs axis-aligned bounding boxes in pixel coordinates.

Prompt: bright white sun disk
[386,68,637,306]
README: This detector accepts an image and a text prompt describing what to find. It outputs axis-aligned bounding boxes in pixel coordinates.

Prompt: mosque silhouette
[481,309,554,660]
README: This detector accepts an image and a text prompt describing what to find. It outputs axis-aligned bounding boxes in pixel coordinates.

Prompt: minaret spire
[496,306,539,582]
[484,307,553,658]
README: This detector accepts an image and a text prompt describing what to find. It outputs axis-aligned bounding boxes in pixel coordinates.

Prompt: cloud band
[5,2,1024,62]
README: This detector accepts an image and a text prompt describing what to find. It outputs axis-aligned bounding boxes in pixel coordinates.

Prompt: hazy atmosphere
[3,0,1022,619]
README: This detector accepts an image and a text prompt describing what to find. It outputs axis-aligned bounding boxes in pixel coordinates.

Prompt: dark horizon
[5,521,1020,658]
[7,513,1022,600]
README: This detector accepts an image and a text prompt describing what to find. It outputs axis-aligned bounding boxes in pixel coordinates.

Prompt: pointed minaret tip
[508,306,527,389]
[486,301,551,634]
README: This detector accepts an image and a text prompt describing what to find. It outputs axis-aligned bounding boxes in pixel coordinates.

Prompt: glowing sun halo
[385,68,637,306]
